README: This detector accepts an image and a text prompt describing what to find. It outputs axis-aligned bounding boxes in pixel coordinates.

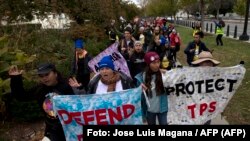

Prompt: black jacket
[184,41,210,66]
[129,51,146,79]
[71,52,92,75]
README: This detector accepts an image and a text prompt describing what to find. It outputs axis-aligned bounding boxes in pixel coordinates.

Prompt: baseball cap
[37,63,55,75]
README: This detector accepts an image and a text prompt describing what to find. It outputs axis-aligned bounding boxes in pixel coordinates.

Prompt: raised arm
[9,65,37,101]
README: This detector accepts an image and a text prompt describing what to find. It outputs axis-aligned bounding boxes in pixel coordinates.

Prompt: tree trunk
[216,9,220,19]
[216,0,222,20]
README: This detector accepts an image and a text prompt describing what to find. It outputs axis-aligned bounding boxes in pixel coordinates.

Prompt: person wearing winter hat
[129,41,146,84]
[135,51,168,125]
[75,38,84,49]
[71,38,92,92]
[87,55,134,94]
[98,55,115,71]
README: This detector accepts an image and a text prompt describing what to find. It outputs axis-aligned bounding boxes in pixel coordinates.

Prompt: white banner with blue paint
[53,87,142,141]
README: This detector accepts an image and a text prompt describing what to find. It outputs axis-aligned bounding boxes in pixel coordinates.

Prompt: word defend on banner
[53,87,142,141]
[88,42,131,78]
[162,65,246,124]
[83,125,248,139]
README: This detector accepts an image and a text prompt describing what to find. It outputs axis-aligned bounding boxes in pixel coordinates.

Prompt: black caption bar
[83,125,249,140]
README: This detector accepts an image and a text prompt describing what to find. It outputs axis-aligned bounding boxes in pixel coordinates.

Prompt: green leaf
[15,52,25,61]
[24,55,36,64]
[0,47,8,56]
[0,61,10,73]
[0,36,7,42]
[0,78,10,95]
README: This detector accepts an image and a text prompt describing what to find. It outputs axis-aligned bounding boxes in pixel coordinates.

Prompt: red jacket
[169,33,181,48]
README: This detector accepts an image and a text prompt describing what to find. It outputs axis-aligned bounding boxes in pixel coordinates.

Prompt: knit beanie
[75,39,84,49]
[98,56,115,71]
[144,51,160,65]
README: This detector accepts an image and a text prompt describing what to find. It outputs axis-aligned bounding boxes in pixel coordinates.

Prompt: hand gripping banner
[53,87,142,141]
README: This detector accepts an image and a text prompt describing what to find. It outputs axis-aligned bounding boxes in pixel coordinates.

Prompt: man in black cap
[8,63,75,141]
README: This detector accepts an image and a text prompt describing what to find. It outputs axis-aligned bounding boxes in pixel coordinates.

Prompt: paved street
[180,19,250,39]
[204,20,250,38]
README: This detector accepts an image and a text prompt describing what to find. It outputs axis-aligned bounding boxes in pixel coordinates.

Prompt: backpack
[219,21,225,27]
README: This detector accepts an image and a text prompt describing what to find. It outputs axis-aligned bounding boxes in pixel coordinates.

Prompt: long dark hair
[51,68,65,84]
[144,66,164,98]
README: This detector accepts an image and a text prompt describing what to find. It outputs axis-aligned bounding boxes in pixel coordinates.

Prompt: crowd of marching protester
[8,16,225,141]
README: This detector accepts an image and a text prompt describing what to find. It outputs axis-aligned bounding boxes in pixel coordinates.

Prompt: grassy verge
[175,25,250,124]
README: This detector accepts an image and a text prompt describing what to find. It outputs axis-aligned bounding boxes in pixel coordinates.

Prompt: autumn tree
[207,0,235,18]
[233,0,247,17]
[145,0,179,20]
[0,0,41,23]
[179,0,198,19]
[0,0,140,25]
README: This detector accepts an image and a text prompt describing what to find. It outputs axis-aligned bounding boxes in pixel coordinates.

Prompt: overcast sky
[126,0,139,6]
[131,0,139,5]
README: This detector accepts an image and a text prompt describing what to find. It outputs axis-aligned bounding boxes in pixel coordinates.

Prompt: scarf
[100,72,121,92]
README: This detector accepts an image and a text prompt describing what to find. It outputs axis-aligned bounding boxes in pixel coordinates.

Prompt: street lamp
[239,0,249,41]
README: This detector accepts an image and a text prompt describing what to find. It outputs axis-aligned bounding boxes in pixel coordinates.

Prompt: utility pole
[239,0,249,41]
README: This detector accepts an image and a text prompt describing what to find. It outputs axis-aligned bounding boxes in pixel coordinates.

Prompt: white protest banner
[162,65,246,124]
[88,42,131,78]
[53,87,142,141]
